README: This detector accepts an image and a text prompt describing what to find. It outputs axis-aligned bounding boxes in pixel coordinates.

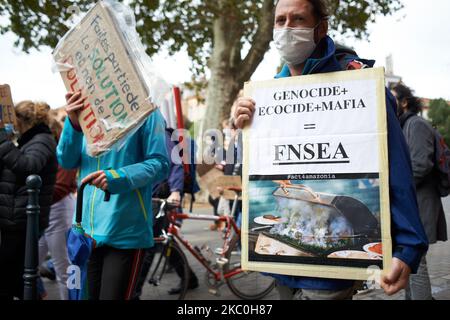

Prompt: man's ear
[315,19,328,43]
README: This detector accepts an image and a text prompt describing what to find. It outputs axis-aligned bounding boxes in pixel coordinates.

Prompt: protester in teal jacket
[58,112,169,249]
[57,90,170,299]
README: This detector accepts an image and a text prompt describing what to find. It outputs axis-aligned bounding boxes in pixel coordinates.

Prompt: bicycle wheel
[224,234,276,300]
[142,240,190,300]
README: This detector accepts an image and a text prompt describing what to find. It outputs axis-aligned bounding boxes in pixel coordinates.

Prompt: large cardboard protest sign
[0,84,17,128]
[241,68,391,280]
[53,1,156,156]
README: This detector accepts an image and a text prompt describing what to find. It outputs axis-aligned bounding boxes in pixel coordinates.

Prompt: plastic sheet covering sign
[52,1,157,156]
[241,68,392,280]
[0,84,17,130]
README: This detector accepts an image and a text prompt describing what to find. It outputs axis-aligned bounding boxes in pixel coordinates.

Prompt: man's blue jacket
[269,36,429,290]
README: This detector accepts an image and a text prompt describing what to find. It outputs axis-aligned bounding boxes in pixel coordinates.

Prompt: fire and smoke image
[247,178,383,268]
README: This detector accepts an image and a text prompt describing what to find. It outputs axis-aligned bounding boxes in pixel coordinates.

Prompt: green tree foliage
[428,98,450,146]
[0,0,403,129]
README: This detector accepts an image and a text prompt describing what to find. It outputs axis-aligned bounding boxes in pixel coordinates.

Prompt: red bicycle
[144,188,275,300]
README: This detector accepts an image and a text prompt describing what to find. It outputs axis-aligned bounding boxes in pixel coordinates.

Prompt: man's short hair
[309,0,329,21]
[276,0,330,21]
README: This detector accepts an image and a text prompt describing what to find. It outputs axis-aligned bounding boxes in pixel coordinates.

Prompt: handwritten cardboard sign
[0,84,17,127]
[53,1,156,156]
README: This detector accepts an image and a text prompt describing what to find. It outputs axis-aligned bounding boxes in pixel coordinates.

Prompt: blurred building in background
[385,54,402,88]
[384,55,450,120]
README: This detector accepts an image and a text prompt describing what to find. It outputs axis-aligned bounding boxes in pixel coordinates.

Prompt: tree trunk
[202,0,275,132]
[203,69,241,132]
[202,1,241,132]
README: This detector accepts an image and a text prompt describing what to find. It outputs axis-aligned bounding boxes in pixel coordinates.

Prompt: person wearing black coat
[0,101,58,300]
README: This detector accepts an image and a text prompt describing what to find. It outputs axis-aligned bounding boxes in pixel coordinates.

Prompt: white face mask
[273,26,317,66]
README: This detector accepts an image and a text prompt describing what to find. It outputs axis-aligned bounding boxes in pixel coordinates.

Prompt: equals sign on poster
[304,123,316,130]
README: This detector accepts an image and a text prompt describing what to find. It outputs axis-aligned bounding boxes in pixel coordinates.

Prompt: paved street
[354,196,450,300]
[43,197,450,300]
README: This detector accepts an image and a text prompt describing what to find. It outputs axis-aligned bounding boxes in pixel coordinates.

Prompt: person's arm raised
[56,91,87,169]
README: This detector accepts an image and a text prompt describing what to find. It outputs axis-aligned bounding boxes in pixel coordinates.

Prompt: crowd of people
[0,0,447,301]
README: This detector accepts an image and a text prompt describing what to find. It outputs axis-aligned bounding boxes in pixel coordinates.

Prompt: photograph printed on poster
[247,175,383,269]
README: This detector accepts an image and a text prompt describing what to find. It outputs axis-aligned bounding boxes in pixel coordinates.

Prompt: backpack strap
[334,44,375,71]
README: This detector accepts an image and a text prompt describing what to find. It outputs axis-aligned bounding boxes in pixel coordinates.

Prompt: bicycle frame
[149,195,275,300]
[166,209,242,282]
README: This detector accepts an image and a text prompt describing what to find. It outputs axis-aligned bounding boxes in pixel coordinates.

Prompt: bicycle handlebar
[152,198,181,207]
[223,186,242,193]
[76,180,111,224]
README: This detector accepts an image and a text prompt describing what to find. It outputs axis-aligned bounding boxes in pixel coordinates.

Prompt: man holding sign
[234,0,428,299]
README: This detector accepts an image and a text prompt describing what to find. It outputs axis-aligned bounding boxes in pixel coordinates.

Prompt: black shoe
[168,285,183,295]
[168,279,199,295]
[188,279,199,290]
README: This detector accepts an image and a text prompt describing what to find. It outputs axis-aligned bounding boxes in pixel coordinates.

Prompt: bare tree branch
[237,0,275,83]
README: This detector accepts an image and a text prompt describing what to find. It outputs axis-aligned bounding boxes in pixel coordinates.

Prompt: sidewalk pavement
[42,197,450,300]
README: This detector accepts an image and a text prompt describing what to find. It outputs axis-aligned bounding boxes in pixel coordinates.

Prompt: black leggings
[87,246,144,300]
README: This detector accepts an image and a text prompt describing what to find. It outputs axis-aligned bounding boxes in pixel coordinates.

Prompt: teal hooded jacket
[57,109,170,249]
